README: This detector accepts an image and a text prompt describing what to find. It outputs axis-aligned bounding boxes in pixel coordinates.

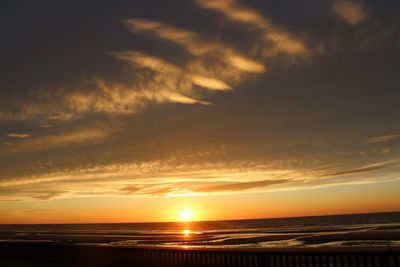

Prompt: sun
[179,209,194,221]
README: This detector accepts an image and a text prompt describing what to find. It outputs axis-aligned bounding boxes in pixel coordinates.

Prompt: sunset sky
[1,0,400,224]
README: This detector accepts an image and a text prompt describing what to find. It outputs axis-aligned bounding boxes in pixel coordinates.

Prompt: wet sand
[1,229,400,247]
[298,231,400,245]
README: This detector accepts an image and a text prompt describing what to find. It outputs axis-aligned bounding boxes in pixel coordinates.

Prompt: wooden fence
[0,242,399,267]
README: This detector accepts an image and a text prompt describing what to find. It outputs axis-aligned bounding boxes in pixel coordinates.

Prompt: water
[0,212,399,248]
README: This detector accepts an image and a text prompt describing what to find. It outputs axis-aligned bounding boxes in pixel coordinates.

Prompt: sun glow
[182,229,190,237]
[179,209,194,221]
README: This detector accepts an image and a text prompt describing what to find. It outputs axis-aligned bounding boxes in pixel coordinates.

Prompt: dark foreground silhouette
[0,242,399,267]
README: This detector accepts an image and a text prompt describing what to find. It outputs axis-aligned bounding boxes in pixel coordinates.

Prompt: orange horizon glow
[0,179,399,224]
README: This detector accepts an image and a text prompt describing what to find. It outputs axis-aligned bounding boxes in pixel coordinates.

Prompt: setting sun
[179,209,194,221]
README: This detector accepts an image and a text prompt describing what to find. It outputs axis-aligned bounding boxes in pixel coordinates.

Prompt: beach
[1,212,399,248]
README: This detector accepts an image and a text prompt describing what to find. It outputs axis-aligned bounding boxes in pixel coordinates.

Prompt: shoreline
[1,230,399,247]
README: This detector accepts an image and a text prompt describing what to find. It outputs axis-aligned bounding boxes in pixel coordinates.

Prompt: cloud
[0,186,67,201]
[333,0,368,25]
[124,18,210,56]
[119,15,308,119]
[367,134,400,143]
[2,67,207,122]
[119,178,292,196]
[191,75,231,91]
[119,185,143,194]
[67,77,208,116]
[327,162,394,177]
[0,159,303,200]
[124,18,267,74]
[194,179,290,193]
[195,0,309,56]
[2,142,13,146]
[3,156,399,201]
[6,133,32,138]
[9,126,113,152]
[6,133,32,139]
[24,209,51,213]
[0,1,308,124]
[111,32,267,103]
[39,125,53,129]
[113,50,180,73]
[226,53,266,73]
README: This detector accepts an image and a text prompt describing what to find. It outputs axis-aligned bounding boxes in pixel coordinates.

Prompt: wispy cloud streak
[124,18,267,74]
[6,133,31,139]
[195,0,309,56]
[1,157,399,201]
[8,126,114,152]
[367,134,400,143]
[326,162,395,177]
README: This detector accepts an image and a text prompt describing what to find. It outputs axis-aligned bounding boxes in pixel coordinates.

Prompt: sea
[0,212,399,249]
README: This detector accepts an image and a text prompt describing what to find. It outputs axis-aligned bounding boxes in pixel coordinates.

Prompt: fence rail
[0,242,399,267]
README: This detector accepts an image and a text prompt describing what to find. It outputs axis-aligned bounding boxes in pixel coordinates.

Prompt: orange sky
[1,179,399,224]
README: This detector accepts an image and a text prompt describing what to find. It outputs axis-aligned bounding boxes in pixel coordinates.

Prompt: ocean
[1,212,399,249]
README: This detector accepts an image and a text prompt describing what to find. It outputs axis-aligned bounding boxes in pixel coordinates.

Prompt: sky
[0,0,400,224]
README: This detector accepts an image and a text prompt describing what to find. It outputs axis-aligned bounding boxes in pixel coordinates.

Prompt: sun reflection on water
[182,229,190,237]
